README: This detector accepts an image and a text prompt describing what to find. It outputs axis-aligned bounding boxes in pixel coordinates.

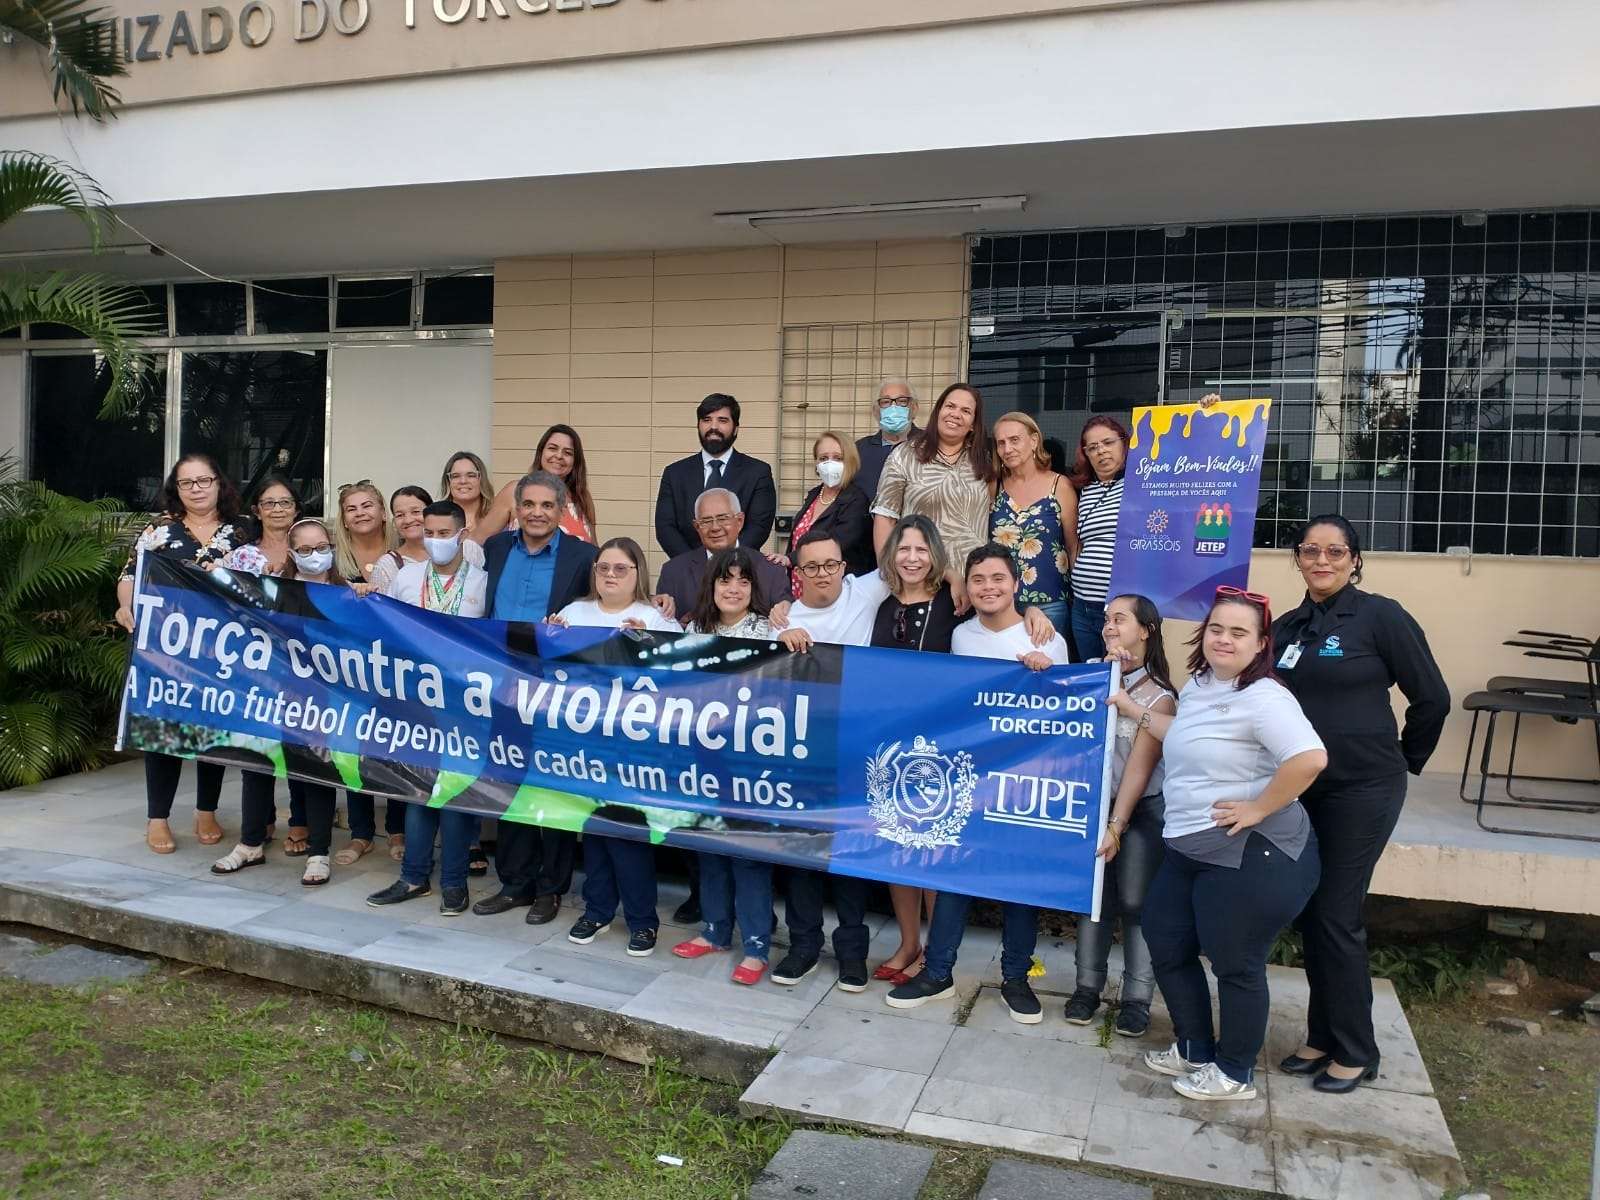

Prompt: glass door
[177,349,328,513]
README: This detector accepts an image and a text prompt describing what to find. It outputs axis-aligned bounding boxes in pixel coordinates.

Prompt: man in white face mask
[384,501,489,617]
[366,499,489,917]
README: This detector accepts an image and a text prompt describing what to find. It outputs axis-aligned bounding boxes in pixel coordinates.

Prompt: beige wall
[491,238,968,580]
[1160,550,1600,780]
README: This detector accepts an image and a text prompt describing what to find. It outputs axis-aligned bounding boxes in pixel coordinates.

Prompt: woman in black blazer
[777,431,874,593]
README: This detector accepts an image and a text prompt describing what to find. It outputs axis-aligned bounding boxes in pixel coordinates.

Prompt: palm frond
[0,270,159,417]
[0,151,114,243]
[0,2,125,120]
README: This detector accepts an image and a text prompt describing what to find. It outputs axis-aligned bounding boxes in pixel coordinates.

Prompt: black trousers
[1294,772,1407,1068]
[784,868,870,963]
[239,773,333,852]
[144,753,223,819]
[493,822,576,900]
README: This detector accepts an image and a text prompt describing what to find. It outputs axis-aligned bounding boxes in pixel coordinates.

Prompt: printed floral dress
[989,479,1070,609]
[120,515,248,583]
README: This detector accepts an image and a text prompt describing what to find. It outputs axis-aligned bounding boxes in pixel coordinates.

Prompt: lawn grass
[0,964,788,1200]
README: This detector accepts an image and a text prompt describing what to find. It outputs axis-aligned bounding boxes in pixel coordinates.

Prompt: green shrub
[0,454,138,786]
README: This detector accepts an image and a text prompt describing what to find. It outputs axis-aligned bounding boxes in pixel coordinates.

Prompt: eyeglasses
[175,476,217,491]
[595,563,636,578]
[257,498,296,510]
[294,543,332,555]
[877,397,912,408]
[695,513,736,528]
[338,479,373,495]
[797,559,845,578]
[1295,544,1352,564]
[1215,585,1270,605]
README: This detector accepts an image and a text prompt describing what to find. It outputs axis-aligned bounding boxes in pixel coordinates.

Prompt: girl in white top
[367,485,488,595]
[1110,588,1326,1103]
[552,536,682,633]
[552,537,679,959]
[1069,593,1178,1037]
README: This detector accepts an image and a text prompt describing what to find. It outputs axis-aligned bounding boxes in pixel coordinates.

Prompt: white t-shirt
[1160,673,1325,839]
[370,541,485,593]
[387,559,488,618]
[951,617,1072,664]
[556,599,682,632]
[787,572,891,648]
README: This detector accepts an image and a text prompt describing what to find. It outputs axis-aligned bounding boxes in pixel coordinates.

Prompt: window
[173,281,247,336]
[972,210,1600,557]
[252,277,330,334]
[422,272,493,327]
[29,354,168,511]
[179,350,328,513]
[336,277,415,329]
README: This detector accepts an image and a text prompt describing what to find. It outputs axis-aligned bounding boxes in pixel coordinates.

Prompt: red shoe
[671,939,726,960]
[872,963,906,981]
[732,961,768,986]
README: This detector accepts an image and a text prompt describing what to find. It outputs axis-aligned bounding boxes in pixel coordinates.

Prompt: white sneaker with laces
[1144,1042,1204,1078]
[1173,1061,1258,1101]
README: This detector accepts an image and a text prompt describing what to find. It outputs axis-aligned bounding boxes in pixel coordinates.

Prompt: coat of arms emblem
[866,736,977,850]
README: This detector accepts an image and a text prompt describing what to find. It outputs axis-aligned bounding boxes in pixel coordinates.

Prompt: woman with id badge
[1271,515,1449,1094]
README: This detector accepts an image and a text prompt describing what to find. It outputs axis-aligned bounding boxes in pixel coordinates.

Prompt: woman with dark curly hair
[116,452,248,855]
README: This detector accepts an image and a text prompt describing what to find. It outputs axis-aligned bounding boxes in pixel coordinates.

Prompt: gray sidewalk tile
[1095,1053,1272,1130]
[914,1075,1093,1142]
[978,1156,1152,1199]
[748,1130,934,1200]
[1269,1075,1460,1162]
[621,972,823,1050]
[779,1006,955,1075]
[929,1027,1105,1105]
[1083,1104,1277,1193]
[740,1052,926,1133]
[1271,1134,1452,1200]
[37,857,191,904]
[351,925,537,985]
[235,899,411,956]
[118,878,291,930]
[903,1111,1084,1162]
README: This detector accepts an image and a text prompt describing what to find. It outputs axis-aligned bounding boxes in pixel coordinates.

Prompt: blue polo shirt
[494,529,562,620]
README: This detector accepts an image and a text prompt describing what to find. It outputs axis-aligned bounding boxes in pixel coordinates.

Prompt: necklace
[423,562,471,614]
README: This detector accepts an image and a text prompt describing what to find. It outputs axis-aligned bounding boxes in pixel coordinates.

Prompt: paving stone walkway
[0,762,1465,1199]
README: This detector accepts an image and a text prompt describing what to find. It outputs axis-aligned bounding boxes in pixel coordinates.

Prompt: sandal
[334,838,372,866]
[146,819,177,855]
[301,855,332,887]
[211,843,266,875]
[194,812,225,846]
[467,845,489,877]
[387,833,406,862]
[283,826,310,857]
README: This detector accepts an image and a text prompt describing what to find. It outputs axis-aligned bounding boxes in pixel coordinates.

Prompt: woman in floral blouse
[990,411,1078,634]
[116,453,248,855]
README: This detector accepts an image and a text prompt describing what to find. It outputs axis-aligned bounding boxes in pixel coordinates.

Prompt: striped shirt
[1069,477,1122,605]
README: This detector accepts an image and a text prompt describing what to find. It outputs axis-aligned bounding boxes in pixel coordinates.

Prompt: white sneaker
[1173,1061,1258,1101]
[1144,1042,1205,1078]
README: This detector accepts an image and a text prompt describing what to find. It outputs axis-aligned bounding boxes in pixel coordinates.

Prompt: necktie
[707,459,725,487]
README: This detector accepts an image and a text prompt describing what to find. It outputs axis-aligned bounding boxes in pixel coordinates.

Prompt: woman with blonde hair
[331,479,405,861]
[332,480,396,584]
[773,431,873,592]
[441,451,495,535]
[990,410,1077,634]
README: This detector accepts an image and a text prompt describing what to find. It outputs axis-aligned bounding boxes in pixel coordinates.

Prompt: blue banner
[118,555,1117,915]
[1106,398,1273,621]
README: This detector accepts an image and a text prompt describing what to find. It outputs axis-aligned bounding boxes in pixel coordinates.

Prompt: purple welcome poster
[1105,399,1273,622]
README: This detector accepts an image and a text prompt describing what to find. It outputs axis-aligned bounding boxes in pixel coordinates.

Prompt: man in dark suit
[474,469,599,925]
[654,393,777,557]
[656,487,792,614]
[854,377,921,505]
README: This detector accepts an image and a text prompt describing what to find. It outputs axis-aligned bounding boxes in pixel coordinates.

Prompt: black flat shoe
[472,892,533,917]
[1278,1051,1334,1076]
[1313,1061,1380,1093]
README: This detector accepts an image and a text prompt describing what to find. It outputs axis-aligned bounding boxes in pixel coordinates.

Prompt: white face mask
[424,534,461,566]
[292,549,333,576]
[816,459,845,488]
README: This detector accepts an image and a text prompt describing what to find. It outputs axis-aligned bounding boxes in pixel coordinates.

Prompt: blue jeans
[924,891,1038,982]
[349,791,405,842]
[1069,597,1106,663]
[1144,831,1321,1085]
[1076,793,1165,1004]
[1035,599,1070,637]
[581,835,659,933]
[699,853,774,960]
[401,804,481,891]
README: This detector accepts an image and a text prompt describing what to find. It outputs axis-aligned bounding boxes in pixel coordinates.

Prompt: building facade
[2,0,1597,775]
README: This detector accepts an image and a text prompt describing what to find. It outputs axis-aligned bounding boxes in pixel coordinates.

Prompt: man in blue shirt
[474,471,598,923]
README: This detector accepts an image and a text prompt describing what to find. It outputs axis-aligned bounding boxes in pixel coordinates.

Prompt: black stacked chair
[1459,630,1599,842]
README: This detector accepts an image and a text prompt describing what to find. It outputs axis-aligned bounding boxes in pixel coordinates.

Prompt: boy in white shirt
[366,501,484,916]
[778,530,891,652]
[890,542,1070,1024]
